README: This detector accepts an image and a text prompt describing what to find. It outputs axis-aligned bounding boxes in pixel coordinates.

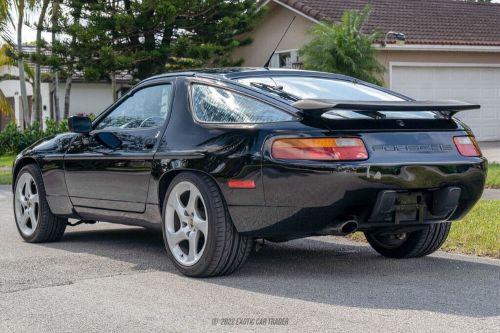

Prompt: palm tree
[0,1,13,119]
[0,43,35,121]
[33,0,50,125]
[13,0,36,127]
[300,6,385,85]
[0,45,14,119]
[0,0,11,42]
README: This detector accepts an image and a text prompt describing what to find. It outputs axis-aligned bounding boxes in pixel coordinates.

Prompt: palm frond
[300,5,385,85]
[0,89,13,117]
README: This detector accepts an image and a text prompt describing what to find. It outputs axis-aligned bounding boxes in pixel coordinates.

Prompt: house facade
[233,0,500,141]
[0,46,131,130]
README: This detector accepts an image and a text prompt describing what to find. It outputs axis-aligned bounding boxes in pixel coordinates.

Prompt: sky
[7,0,500,44]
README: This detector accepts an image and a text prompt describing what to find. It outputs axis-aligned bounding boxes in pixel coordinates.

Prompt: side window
[191,84,295,123]
[95,84,173,130]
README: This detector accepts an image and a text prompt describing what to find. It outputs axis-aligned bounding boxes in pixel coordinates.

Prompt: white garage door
[391,65,500,141]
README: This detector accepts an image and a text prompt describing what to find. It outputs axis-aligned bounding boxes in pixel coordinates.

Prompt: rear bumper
[229,160,487,236]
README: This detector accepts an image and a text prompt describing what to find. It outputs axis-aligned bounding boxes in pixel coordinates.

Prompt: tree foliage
[53,0,264,82]
[0,0,10,42]
[300,6,384,85]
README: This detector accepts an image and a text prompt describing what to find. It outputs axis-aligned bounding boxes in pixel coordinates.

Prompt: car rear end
[258,121,486,238]
[234,73,487,238]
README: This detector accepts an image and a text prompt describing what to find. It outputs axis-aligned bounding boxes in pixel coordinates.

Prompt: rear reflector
[272,138,368,161]
[453,136,481,157]
[228,179,256,189]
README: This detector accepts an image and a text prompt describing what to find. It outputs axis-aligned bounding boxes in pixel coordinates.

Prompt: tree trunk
[51,0,60,121]
[33,0,50,127]
[53,72,60,121]
[17,0,30,128]
[63,75,72,119]
[111,72,117,102]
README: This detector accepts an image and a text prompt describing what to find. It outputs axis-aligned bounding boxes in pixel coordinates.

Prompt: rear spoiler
[292,99,480,119]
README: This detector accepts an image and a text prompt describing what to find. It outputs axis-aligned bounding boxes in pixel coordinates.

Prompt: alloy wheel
[15,173,40,237]
[164,181,208,266]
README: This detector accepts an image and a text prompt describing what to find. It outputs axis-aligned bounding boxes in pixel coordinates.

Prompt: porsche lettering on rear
[372,144,454,152]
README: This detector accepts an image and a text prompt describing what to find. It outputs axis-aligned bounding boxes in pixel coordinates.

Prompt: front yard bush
[0,119,68,155]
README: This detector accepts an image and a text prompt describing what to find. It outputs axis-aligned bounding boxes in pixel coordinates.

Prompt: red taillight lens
[271,138,368,161]
[453,136,481,157]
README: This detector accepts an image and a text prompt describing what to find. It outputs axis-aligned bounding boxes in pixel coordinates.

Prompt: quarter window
[95,84,173,130]
[191,84,295,123]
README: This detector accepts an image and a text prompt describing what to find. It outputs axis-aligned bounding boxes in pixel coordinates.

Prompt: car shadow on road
[41,226,500,318]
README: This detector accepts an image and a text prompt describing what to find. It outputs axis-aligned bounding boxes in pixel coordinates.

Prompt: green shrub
[0,119,69,155]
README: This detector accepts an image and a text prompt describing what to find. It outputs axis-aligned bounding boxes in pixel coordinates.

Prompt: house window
[270,50,303,69]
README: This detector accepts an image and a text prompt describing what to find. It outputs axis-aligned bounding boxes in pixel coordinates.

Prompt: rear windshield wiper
[249,82,300,102]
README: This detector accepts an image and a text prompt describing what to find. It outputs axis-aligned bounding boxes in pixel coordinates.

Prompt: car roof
[143,67,359,83]
[138,68,410,102]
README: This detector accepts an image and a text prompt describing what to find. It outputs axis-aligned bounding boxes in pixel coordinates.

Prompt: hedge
[0,119,69,155]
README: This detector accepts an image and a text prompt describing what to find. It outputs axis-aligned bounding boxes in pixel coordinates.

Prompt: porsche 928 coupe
[12,68,487,277]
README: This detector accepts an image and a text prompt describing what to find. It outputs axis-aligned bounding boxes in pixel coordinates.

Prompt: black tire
[161,172,252,277]
[13,164,67,243]
[364,223,451,258]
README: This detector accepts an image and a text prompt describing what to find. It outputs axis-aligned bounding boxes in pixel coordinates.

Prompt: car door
[64,81,174,213]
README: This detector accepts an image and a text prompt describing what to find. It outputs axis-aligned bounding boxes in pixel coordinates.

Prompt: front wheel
[162,172,252,277]
[364,222,451,258]
[13,164,67,243]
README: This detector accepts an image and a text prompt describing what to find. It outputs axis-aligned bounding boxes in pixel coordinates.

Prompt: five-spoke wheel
[14,172,40,237]
[165,181,208,266]
[13,165,67,243]
[162,172,252,277]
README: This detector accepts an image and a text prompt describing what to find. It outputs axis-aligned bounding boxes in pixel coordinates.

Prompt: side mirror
[68,116,92,134]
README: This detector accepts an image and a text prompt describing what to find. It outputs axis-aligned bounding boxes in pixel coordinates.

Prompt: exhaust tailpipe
[327,216,359,236]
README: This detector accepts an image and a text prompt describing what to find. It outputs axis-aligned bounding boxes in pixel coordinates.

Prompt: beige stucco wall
[232,2,314,66]
[232,2,500,88]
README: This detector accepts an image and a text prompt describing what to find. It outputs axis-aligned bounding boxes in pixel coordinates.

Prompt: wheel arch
[157,169,223,214]
[12,157,39,191]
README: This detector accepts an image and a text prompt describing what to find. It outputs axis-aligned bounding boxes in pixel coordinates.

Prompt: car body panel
[12,68,487,237]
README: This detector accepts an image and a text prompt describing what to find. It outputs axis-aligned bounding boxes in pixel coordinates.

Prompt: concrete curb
[482,188,500,200]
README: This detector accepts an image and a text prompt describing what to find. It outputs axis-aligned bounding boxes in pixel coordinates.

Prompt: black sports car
[12,68,487,277]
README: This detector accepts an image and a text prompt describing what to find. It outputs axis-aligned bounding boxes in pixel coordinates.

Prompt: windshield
[238,76,439,119]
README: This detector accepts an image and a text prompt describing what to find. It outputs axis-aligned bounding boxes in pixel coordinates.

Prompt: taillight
[271,138,368,161]
[453,136,481,157]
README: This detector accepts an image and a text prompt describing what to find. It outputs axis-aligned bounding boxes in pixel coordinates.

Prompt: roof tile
[274,0,500,46]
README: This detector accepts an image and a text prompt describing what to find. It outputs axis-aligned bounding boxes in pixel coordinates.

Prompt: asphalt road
[0,186,499,332]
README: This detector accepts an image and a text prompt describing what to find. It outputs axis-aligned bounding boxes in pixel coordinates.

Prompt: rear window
[191,84,295,123]
[238,76,439,119]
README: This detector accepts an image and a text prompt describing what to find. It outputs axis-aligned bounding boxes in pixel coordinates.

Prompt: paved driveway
[0,186,499,332]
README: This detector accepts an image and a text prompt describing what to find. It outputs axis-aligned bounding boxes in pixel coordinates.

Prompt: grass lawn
[0,155,15,166]
[486,163,500,188]
[442,200,499,258]
[0,155,15,186]
[349,200,500,259]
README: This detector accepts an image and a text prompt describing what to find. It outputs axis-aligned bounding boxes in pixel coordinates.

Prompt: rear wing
[292,100,480,119]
